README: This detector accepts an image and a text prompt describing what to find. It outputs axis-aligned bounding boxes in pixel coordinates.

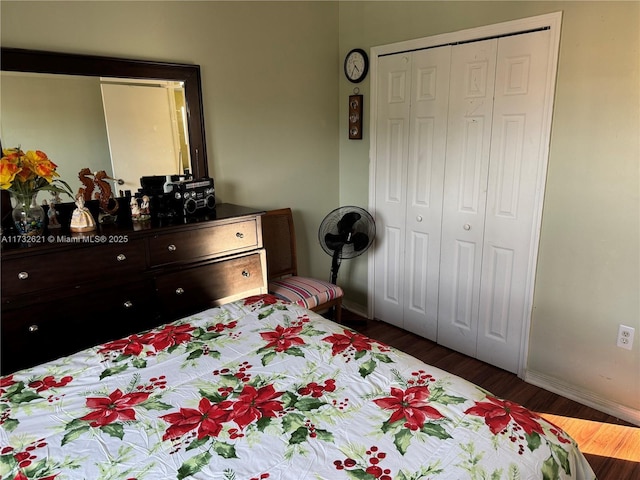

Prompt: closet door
[436,39,497,357]
[373,47,450,339]
[371,17,559,375]
[477,29,553,371]
[373,53,412,329]
[403,47,450,339]
[437,31,554,372]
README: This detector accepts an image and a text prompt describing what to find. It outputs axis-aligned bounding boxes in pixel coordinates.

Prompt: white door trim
[367,12,562,378]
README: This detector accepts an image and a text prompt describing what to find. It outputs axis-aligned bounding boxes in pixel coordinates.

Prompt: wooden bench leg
[334,302,342,324]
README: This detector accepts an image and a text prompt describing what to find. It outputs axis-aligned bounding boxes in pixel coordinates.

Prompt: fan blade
[324,233,347,251]
[351,232,370,251]
[337,211,361,235]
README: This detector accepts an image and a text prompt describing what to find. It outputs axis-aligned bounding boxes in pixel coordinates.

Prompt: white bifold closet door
[373,29,553,373]
[373,46,451,341]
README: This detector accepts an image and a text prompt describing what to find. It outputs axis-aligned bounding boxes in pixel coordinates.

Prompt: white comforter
[0,295,596,479]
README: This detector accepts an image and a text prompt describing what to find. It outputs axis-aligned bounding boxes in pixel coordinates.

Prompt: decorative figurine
[70,194,97,232]
[44,199,61,229]
[77,167,95,202]
[130,196,141,221]
[94,170,119,215]
[77,168,119,215]
[139,195,151,220]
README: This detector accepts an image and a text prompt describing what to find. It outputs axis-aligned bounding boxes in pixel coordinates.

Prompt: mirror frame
[0,47,208,179]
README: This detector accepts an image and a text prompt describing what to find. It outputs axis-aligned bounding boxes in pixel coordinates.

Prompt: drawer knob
[28,324,39,333]
[236,232,244,239]
[167,244,177,252]
[175,287,185,295]
[242,270,250,278]
[123,300,133,308]
[116,254,127,262]
[17,271,29,280]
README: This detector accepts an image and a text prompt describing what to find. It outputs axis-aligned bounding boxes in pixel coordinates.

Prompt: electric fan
[318,206,376,284]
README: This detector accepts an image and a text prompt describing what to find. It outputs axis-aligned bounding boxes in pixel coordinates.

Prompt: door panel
[437,39,497,357]
[482,245,515,340]
[477,29,552,371]
[407,231,429,315]
[451,239,479,330]
[373,53,411,328]
[403,46,451,340]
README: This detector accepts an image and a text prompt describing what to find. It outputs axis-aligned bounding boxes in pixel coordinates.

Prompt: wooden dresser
[0,203,267,374]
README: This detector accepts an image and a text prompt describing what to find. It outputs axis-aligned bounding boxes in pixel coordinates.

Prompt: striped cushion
[268,276,343,310]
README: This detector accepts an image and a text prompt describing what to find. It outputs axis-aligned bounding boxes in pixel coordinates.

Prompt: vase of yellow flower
[11,192,45,235]
[1,147,73,236]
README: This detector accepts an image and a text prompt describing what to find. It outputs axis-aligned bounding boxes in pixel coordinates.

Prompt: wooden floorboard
[340,310,640,480]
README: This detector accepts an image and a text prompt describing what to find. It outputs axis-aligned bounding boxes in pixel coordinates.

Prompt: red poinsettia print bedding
[0,296,596,480]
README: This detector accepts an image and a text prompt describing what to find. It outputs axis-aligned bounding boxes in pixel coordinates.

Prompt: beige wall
[2,1,638,422]
[338,1,639,421]
[1,0,339,277]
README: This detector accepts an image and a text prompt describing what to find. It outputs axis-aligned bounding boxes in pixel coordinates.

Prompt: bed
[1,295,596,479]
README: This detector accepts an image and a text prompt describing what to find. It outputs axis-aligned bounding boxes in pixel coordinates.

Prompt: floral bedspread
[1,295,595,480]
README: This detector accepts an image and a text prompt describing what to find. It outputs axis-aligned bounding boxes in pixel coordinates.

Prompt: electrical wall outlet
[616,325,635,350]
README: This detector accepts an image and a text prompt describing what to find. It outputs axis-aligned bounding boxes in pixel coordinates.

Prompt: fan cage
[318,206,375,260]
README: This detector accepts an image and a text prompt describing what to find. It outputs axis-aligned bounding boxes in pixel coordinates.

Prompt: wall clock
[344,48,369,83]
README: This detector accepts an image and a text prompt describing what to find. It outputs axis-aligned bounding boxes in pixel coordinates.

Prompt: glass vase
[11,192,45,236]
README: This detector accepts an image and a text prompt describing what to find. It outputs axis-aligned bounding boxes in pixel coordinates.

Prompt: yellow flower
[0,155,22,190]
[26,150,59,183]
[0,146,72,198]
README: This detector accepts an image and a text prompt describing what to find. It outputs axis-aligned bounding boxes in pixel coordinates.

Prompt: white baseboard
[342,300,369,319]
[524,370,640,426]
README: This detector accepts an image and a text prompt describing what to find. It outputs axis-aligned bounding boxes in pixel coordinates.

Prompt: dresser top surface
[1,203,265,257]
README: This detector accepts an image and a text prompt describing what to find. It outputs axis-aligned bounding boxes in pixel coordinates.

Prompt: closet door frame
[368,12,562,378]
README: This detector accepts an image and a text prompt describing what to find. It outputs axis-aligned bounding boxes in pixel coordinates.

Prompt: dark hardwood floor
[340,309,640,480]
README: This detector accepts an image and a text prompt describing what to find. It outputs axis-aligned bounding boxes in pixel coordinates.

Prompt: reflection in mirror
[1,71,191,197]
[100,77,191,194]
[0,47,208,217]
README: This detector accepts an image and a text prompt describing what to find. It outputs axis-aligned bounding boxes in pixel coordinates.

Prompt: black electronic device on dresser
[137,175,216,218]
[0,204,267,375]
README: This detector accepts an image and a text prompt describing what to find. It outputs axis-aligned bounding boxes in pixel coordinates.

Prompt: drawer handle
[242,270,250,278]
[18,271,29,280]
[236,232,244,239]
[175,287,185,295]
[123,300,133,308]
[167,244,177,252]
[116,254,127,262]
[28,324,39,333]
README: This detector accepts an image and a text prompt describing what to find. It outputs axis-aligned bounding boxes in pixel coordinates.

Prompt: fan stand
[319,205,376,326]
[325,248,342,322]
[330,247,367,327]
[330,248,342,285]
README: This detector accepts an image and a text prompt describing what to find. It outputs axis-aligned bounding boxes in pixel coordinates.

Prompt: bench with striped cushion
[262,208,344,323]
[269,276,344,311]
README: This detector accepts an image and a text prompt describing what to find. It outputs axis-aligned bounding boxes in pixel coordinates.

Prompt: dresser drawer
[0,307,70,373]
[79,280,160,341]
[1,239,146,297]
[148,218,260,267]
[0,279,156,374]
[155,250,266,317]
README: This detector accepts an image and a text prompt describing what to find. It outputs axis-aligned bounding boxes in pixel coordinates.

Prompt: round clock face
[344,49,369,83]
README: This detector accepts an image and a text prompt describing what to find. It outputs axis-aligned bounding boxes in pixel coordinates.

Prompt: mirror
[0,47,208,200]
